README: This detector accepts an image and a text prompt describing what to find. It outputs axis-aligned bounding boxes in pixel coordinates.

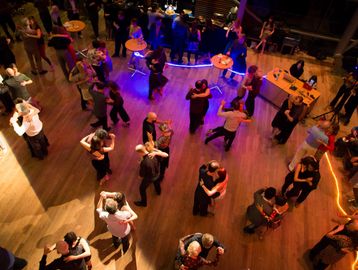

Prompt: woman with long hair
[255,16,275,54]
[28,16,53,70]
[18,17,47,75]
[80,129,115,185]
[224,18,242,54]
[281,156,320,207]
[145,46,168,100]
[271,95,304,144]
[69,55,98,110]
[289,60,305,79]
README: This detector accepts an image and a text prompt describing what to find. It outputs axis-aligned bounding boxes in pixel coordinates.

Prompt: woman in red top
[28,16,53,70]
[177,241,218,270]
[314,123,340,161]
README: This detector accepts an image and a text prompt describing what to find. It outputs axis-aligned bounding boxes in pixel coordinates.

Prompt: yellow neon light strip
[324,153,358,270]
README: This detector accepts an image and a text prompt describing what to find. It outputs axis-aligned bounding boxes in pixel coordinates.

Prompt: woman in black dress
[281,156,320,207]
[289,60,304,79]
[145,46,168,100]
[271,95,304,144]
[80,129,115,185]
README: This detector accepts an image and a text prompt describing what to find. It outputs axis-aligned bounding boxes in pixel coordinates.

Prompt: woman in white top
[9,101,49,159]
[100,191,138,230]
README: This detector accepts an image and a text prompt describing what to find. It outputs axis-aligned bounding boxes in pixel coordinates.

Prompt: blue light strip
[166,63,213,68]
[227,69,246,76]
[133,52,247,73]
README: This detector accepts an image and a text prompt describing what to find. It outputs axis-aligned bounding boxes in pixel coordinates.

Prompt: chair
[281,36,300,55]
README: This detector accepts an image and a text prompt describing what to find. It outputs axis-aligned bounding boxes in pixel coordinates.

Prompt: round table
[125,39,147,52]
[63,20,86,33]
[63,20,86,50]
[211,54,233,70]
[125,39,147,77]
[210,54,233,94]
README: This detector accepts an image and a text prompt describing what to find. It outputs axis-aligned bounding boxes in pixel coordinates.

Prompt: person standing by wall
[34,0,53,34]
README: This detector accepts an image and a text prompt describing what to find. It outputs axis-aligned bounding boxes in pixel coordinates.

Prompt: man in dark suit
[193,160,220,216]
[134,144,169,207]
[85,0,101,38]
[89,82,109,131]
[244,187,276,234]
[39,241,86,270]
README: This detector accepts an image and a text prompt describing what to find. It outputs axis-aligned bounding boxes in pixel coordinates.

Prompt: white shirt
[97,209,131,238]
[217,105,247,132]
[11,110,43,137]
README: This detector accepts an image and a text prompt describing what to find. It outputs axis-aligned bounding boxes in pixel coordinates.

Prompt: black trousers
[92,64,106,82]
[206,126,237,150]
[0,91,14,113]
[157,147,169,182]
[245,92,257,117]
[112,234,130,253]
[309,235,331,270]
[12,256,28,270]
[192,190,209,216]
[0,15,16,40]
[24,130,49,159]
[342,94,358,124]
[187,51,199,63]
[110,105,130,124]
[77,86,87,110]
[91,115,109,131]
[114,32,127,56]
[330,84,351,112]
[189,112,202,133]
[88,12,99,37]
[170,40,185,63]
[39,11,53,34]
[139,177,161,205]
[91,153,110,181]
[281,176,313,204]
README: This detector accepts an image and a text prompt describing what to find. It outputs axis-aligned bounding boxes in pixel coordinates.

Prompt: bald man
[134,144,168,207]
[142,112,171,144]
[39,241,86,270]
[288,120,330,171]
[4,65,33,102]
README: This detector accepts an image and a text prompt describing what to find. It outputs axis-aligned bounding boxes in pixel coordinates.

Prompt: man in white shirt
[96,194,132,252]
[9,102,49,159]
[205,100,251,151]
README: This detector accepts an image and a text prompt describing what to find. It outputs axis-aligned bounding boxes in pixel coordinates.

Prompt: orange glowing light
[324,153,358,270]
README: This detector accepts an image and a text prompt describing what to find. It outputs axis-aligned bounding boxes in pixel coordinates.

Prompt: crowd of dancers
[0,1,357,270]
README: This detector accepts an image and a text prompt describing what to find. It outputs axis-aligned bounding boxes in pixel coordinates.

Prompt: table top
[125,39,147,51]
[211,54,233,70]
[265,69,320,106]
[63,20,86,33]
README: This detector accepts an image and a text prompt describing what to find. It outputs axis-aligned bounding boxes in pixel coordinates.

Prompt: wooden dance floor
[0,9,356,270]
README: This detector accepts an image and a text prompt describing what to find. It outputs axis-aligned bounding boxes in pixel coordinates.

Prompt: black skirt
[149,72,168,91]
[24,130,49,159]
